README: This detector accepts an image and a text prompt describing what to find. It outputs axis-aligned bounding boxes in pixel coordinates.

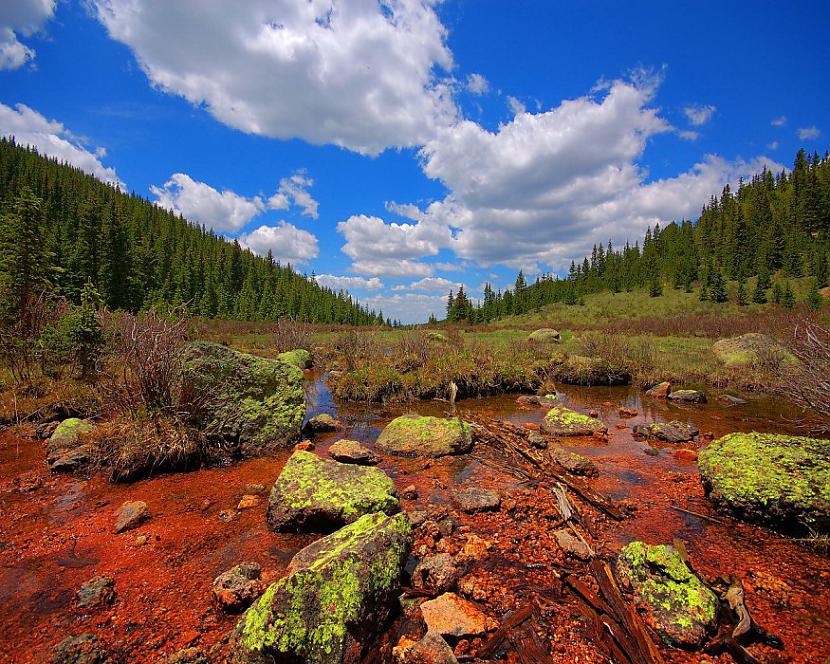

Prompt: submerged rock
[645,381,671,399]
[231,512,412,664]
[179,342,306,457]
[633,421,700,444]
[549,446,597,476]
[541,406,608,437]
[698,432,830,533]
[266,450,399,532]
[527,328,561,343]
[276,349,312,370]
[712,333,786,367]
[375,415,473,458]
[328,439,379,465]
[455,487,500,513]
[550,355,630,386]
[617,541,718,648]
[667,389,707,404]
[420,592,490,638]
[304,413,343,434]
[516,394,559,408]
[76,576,115,609]
[213,562,264,613]
[113,500,149,534]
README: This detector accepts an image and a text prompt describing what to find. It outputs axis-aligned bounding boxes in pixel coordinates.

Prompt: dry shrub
[577,332,656,384]
[0,291,59,384]
[777,321,830,432]
[272,318,312,354]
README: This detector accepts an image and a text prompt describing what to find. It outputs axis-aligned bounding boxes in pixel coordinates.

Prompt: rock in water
[179,342,305,457]
[527,328,561,343]
[548,446,597,476]
[541,406,608,436]
[667,389,707,404]
[616,542,718,648]
[550,355,630,386]
[276,349,312,370]
[231,512,412,664]
[328,439,379,465]
[698,432,830,533]
[645,381,671,398]
[304,413,343,434]
[213,562,264,613]
[113,500,150,534]
[267,450,399,532]
[633,421,699,443]
[375,416,473,457]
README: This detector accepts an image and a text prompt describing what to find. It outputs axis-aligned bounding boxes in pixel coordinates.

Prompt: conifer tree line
[447,148,830,323]
[0,138,381,324]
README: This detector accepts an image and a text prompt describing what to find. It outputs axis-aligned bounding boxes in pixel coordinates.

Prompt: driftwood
[705,576,784,664]
[669,503,728,525]
[476,601,548,662]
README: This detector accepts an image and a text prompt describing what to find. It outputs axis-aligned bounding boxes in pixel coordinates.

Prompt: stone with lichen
[375,415,473,457]
[230,512,412,664]
[617,541,718,648]
[699,432,830,533]
[633,421,699,444]
[179,342,305,457]
[541,406,607,437]
[267,451,399,532]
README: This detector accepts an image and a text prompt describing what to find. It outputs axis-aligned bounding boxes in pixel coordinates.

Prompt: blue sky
[1,0,828,322]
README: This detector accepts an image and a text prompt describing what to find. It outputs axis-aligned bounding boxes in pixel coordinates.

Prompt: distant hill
[0,138,379,324]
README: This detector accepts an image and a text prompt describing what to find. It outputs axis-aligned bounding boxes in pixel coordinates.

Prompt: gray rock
[50,634,114,664]
[667,389,707,404]
[327,439,379,465]
[553,530,591,560]
[212,562,263,613]
[549,446,597,476]
[113,500,149,534]
[49,446,91,473]
[455,487,500,513]
[76,576,115,609]
[412,553,461,594]
[633,421,700,444]
[394,632,458,664]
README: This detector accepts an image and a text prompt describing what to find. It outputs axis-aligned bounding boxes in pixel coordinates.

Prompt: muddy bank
[0,373,828,662]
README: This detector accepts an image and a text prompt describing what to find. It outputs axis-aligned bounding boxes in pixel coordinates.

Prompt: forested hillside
[0,138,379,324]
[447,148,830,323]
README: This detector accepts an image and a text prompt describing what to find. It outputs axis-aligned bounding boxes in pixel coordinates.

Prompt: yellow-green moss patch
[375,415,473,457]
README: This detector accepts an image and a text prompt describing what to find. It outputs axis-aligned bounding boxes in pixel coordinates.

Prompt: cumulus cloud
[350,259,433,278]
[151,174,266,232]
[238,222,318,265]
[683,104,715,126]
[91,0,457,156]
[314,274,383,291]
[771,116,787,127]
[361,292,448,324]
[798,126,821,140]
[466,73,490,95]
[392,276,463,292]
[678,129,699,141]
[0,102,121,185]
[507,95,526,115]
[0,0,55,70]
[268,172,319,219]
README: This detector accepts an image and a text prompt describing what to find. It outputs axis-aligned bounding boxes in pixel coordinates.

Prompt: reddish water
[0,374,828,662]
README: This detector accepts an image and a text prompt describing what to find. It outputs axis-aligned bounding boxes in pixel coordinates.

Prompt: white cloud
[466,73,490,95]
[238,222,318,265]
[392,276,463,292]
[0,102,121,185]
[678,129,699,141]
[798,126,821,140]
[507,95,526,115]
[268,172,319,219]
[361,292,447,324]
[92,0,457,156]
[767,140,779,150]
[151,173,266,233]
[683,104,715,126]
[350,259,433,278]
[314,274,383,291]
[771,116,787,127]
[0,0,55,70]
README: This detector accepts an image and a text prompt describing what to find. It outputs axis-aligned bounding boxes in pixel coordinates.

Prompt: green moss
[240,512,412,663]
[698,432,830,532]
[48,418,95,454]
[618,542,717,646]
[277,349,312,370]
[375,415,473,457]
[542,406,607,435]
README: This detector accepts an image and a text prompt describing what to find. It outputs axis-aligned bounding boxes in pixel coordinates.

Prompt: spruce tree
[751,279,768,304]
[709,271,728,303]
[807,279,823,311]
[648,273,662,297]
[736,279,749,305]
[781,282,796,308]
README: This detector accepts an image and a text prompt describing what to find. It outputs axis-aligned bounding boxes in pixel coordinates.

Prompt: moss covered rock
[667,389,707,404]
[375,415,473,457]
[267,451,399,532]
[277,349,312,370]
[527,328,560,343]
[47,418,96,472]
[180,342,305,457]
[231,512,412,664]
[711,333,787,367]
[633,421,699,444]
[698,432,830,533]
[541,406,607,437]
[617,542,718,648]
[550,355,630,386]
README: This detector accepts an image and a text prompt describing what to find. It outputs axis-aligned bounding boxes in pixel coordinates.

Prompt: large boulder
[230,512,412,664]
[550,355,630,386]
[617,542,718,648]
[267,451,399,532]
[541,407,607,437]
[698,432,830,533]
[527,328,560,344]
[47,418,95,471]
[179,342,305,457]
[633,421,699,444]
[375,416,473,458]
[712,333,787,367]
[277,349,312,370]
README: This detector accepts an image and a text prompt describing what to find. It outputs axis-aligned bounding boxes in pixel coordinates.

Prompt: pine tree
[771,282,783,305]
[751,279,768,304]
[807,279,823,311]
[648,273,662,297]
[781,282,796,308]
[709,271,728,303]
[736,279,749,305]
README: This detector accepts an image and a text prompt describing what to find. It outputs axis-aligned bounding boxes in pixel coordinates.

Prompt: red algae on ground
[1,380,829,662]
